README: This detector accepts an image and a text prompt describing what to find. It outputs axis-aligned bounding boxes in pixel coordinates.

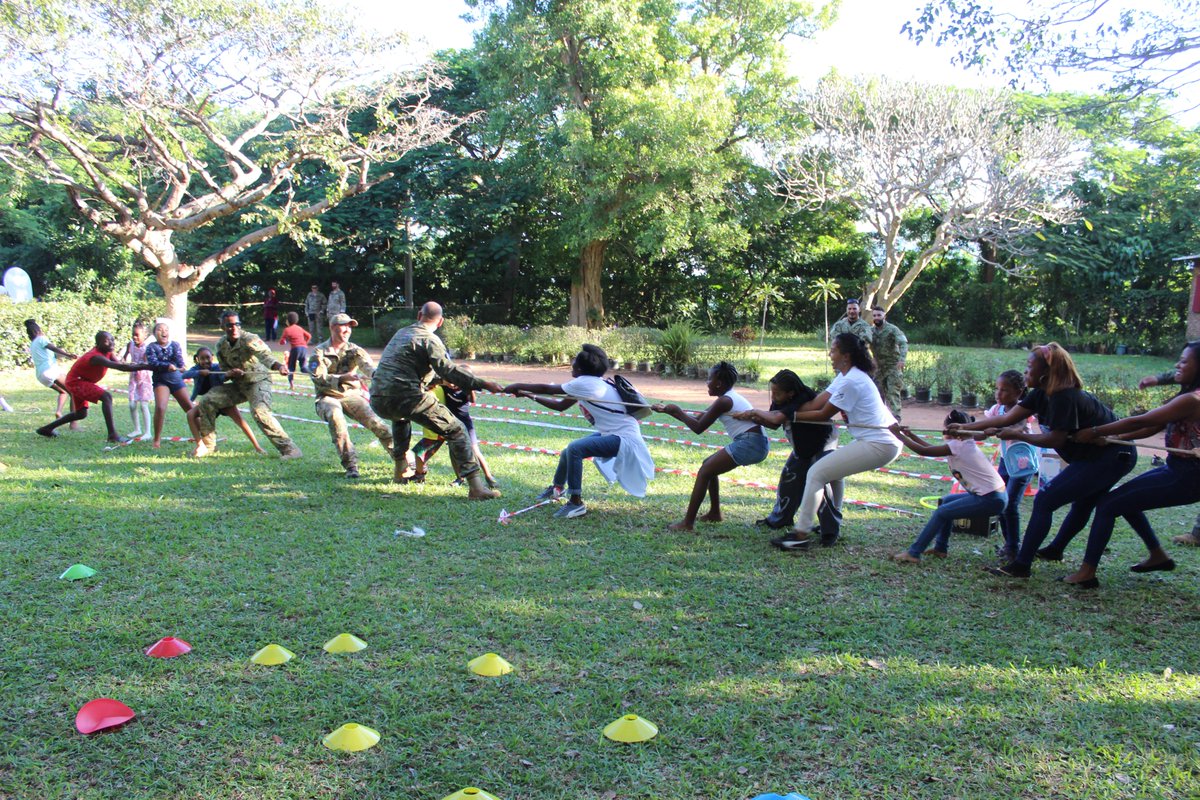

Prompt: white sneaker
[553,501,587,519]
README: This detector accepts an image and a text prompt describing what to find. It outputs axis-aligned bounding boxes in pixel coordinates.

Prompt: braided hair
[709,361,739,389]
[770,369,816,404]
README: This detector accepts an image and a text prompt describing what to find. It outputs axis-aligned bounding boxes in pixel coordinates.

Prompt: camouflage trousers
[195,380,295,454]
[370,391,479,478]
[315,393,393,471]
[874,366,904,420]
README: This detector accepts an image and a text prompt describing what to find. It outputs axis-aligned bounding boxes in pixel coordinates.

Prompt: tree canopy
[0,0,462,346]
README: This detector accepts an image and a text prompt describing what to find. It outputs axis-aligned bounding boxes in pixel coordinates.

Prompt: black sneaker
[985,561,1031,578]
[819,532,840,547]
[536,485,563,502]
[754,518,787,529]
[770,531,813,551]
[553,501,587,519]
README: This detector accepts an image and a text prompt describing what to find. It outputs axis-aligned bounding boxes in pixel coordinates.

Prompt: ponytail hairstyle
[1179,341,1200,393]
[1032,342,1082,395]
[573,343,609,377]
[770,369,816,405]
[709,361,738,389]
[944,409,973,427]
[833,332,876,376]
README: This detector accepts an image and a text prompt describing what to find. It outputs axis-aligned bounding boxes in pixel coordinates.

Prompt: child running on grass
[732,369,844,544]
[121,320,154,440]
[181,347,265,454]
[888,410,1007,563]
[25,319,77,427]
[36,331,152,442]
[279,312,311,390]
[651,361,769,531]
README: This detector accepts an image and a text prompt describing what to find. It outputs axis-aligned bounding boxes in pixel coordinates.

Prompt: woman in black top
[947,343,1153,579]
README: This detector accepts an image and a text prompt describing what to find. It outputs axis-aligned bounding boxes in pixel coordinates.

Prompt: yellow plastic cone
[323,633,368,653]
[468,652,513,677]
[323,722,380,752]
[442,788,501,800]
[603,714,658,743]
[250,644,295,665]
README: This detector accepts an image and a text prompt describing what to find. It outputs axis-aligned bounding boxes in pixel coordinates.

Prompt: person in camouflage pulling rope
[188,310,301,459]
[369,301,505,500]
[308,313,394,479]
[828,298,873,344]
[870,305,908,420]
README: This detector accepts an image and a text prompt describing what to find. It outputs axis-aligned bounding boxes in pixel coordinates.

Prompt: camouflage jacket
[371,323,484,399]
[829,316,873,343]
[216,332,283,385]
[308,340,376,399]
[870,322,909,368]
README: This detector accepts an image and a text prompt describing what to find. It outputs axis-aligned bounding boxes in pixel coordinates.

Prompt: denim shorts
[725,430,770,466]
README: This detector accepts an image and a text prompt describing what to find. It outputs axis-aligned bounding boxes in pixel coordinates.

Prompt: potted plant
[907,350,934,403]
[934,354,957,405]
[958,363,979,407]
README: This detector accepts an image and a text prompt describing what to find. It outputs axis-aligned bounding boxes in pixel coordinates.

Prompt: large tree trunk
[162,283,190,356]
[569,240,606,328]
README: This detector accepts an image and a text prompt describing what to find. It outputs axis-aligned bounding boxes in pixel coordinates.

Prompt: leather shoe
[1035,547,1064,562]
[1129,558,1175,573]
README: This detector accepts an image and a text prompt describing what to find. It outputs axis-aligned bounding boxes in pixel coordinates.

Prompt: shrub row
[0,297,147,371]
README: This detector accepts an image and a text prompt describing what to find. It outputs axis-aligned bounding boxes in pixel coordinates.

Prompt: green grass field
[2,363,1198,800]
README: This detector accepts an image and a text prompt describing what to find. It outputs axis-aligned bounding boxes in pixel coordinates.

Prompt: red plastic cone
[75,698,135,734]
[145,636,192,658]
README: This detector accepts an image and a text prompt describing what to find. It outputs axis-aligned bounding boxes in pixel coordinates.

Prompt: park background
[2,1,1200,799]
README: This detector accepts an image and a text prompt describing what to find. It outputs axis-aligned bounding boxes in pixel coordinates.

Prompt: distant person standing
[326,281,346,327]
[869,305,908,420]
[263,288,280,342]
[304,284,326,341]
[828,299,872,344]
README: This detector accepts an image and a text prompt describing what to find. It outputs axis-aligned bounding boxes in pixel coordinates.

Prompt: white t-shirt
[718,389,758,437]
[947,438,1006,495]
[562,375,656,497]
[827,367,899,445]
[29,335,56,374]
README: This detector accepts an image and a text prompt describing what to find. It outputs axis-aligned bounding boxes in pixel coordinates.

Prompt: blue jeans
[908,490,1007,557]
[553,433,621,497]
[997,462,1032,553]
[1015,445,1144,566]
[766,448,843,538]
[1082,458,1200,566]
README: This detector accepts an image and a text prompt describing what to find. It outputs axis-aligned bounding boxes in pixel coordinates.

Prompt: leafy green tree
[465,0,834,327]
[0,0,461,349]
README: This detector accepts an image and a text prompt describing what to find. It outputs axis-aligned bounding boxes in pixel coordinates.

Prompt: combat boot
[467,473,501,500]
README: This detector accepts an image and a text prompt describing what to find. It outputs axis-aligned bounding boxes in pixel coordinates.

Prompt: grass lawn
[2,359,1199,800]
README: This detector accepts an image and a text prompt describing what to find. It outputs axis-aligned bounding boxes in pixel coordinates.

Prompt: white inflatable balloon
[2,267,33,303]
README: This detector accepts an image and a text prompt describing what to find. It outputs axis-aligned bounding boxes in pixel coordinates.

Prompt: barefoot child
[36,331,152,442]
[145,319,192,448]
[121,320,154,440]
[181,347,265,453]
[25,319,77,426]
[651,361,769,531]
[888,410,1007,563]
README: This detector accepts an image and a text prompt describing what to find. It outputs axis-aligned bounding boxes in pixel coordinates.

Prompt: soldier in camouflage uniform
[869,305,908,420]
[308,313,394,479]
[189,310,300,458]
[828,299,873,344]
[370,301,505,499]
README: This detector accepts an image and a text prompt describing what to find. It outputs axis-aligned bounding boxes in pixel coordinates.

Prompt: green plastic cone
[59,564,96,581]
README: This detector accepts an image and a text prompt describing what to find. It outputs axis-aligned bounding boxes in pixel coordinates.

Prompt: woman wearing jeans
[949,343,1153,579]
[771,333,902,550]
[1062,341,1200,587]
[504,344,655,520]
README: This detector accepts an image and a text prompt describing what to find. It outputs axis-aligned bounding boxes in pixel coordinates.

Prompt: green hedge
[0,297,139,371]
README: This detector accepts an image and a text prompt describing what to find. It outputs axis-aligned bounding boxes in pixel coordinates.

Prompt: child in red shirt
[279,312,312,390]
[36,331,153,442]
